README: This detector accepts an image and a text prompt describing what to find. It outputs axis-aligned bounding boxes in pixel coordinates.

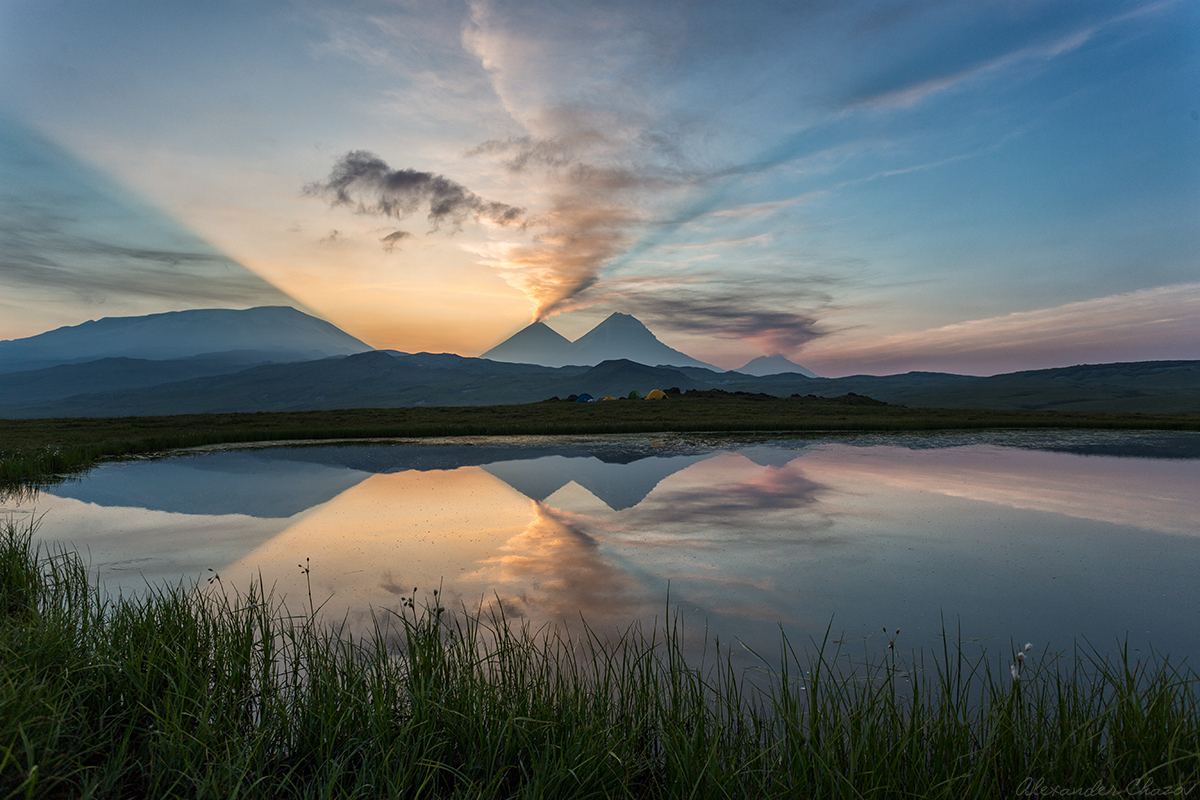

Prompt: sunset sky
[1,0,1196,376]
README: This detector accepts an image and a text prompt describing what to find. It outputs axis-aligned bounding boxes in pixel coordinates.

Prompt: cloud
[380,229,411,252]
[805,283,1200,376]
[305,149,525,231]
[557,273,837,355]
[848,2,1176,110]
[629,295,827,354]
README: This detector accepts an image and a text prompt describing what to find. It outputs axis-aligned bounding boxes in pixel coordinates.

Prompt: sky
[0,0,1196,376]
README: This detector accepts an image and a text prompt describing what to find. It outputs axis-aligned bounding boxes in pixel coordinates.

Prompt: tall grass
[2,518,1197,798]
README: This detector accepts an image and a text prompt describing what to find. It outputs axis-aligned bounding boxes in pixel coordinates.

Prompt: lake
[4,430,1199,668]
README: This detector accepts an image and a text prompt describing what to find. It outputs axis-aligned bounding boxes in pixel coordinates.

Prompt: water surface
[6,431,1198,666]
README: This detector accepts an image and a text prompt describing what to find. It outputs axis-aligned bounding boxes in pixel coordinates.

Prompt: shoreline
[3,393,1199,489]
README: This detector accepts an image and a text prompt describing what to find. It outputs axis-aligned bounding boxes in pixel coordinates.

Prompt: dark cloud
[305,150,525,232]
[380,230,412,252]
[657,304,825,353]
[569,277,836,354]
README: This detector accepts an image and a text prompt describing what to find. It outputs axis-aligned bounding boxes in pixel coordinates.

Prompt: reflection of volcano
[51,450,369,518]
[48,441,723,518]
[250,440,716,473]
[482,454,712,510]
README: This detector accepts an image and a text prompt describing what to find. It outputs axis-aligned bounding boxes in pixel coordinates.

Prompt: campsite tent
[645,389,667,400]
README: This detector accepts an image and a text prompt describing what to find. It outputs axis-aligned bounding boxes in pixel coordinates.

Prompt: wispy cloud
[850,1,1176,109]
[807,283,1200,375]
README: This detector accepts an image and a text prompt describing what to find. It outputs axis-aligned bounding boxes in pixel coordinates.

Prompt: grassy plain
[3,519,1197,798]
[3,391,1199,490]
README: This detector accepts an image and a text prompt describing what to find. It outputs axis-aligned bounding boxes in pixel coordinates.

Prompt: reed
[2,519,1197,798]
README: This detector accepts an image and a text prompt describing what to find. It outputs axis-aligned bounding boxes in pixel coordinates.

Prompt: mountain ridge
[0,306,372,374]
[3,353,1197,417]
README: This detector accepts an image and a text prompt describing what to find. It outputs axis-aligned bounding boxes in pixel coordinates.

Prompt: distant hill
[3,352,1198,418]
[482,312,720,371]
[0,306,372,374]
[735,354,818,378]
[0,352,299,406]
[899,360,1200,413]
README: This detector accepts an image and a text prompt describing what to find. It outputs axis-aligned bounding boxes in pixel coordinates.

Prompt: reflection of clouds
[636,464,824,525]
[472,501,654,627]
[805,446,1200,537]
[609,455,840,549]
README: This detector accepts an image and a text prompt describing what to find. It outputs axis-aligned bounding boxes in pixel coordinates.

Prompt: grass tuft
[2,518,1198,798]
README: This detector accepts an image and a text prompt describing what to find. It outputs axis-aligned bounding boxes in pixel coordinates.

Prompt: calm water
[5,431,1199,665]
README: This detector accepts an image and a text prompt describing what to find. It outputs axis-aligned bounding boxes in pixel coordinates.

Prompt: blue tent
[575,393,595,402]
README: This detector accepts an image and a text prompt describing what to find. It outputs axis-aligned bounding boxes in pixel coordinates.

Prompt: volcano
[482,313,720,370]
[734,354,818,378]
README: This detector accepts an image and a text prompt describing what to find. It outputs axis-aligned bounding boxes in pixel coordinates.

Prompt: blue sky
[0,0,1196,375]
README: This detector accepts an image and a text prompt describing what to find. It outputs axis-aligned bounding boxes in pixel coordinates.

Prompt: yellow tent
[645,389,668,400]
[601,396,617,401]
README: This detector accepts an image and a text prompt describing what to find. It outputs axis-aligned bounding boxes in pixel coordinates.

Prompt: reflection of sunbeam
[474,500,651,626]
